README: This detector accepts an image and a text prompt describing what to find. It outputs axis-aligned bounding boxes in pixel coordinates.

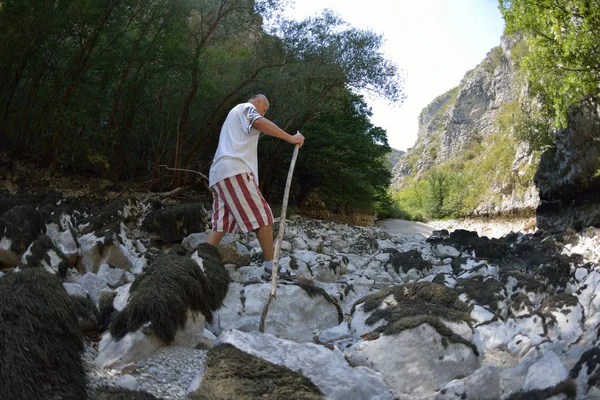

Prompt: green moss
[190,343,323,400]
[0,269,86,400]
[110,250,230,343]
[352,283,474,353]
[504,271,545,293]
[455,276,506,315]
[387,250,432,274]
[367,315,479,356]
[510,293,534,316]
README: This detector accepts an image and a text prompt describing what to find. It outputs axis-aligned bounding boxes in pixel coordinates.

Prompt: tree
[288,92,392,212]
[500,0,600,127]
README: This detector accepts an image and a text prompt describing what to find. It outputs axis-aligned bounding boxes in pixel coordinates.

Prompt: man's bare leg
[256,225,274,261]
[205,230,225,247]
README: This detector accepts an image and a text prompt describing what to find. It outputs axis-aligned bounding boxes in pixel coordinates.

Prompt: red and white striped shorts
[210,172,274,233]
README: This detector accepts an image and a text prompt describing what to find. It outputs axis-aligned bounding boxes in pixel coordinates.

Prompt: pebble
[85,343,206,399]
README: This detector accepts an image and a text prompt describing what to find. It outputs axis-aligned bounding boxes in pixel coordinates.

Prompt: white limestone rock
[77,231,142,273]
[217,330,394,400]
[181,232,209,252]
[76,272,112,306]
[522,351,567,391]
[434,365,500,399]
[97,263,125,288]
[473,319,511,351]
[346,324,480,397]
[210,282,340,342]
[46,223,78,266]
[95,310,206,369]
[113,283,131,311]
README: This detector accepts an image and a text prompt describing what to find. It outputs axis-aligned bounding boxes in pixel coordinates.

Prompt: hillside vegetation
[390,37,540,221]
[391,0,600,222]
[0,0,402,217]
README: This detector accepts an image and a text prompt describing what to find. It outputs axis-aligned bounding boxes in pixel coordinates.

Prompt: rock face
[392,35,540,216]
[535,102,600,231]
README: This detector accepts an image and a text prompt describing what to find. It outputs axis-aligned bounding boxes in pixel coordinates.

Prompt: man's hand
[292,131,305,148]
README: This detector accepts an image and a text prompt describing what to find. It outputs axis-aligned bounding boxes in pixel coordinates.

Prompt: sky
[283,0,506,151]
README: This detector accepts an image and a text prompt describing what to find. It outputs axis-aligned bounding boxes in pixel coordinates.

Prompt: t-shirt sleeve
[241,104,262,135]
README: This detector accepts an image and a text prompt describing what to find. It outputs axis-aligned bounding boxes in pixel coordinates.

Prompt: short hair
[248,94,268,103]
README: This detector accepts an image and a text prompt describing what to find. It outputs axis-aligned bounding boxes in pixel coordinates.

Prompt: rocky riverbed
[1,186,600,399]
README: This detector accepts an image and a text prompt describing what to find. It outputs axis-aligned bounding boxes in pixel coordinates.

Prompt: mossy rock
[294,282,343,324]
[500,236,574,291]
[109,244,230,343]
[570,348,600,381]
[386,249,432,274]
[428,229,509,261]
[141,202,208,242]
[19,235,70,279]
[0,269,86,400]
[509,293,534,316]
[503,270,546,294]
[455,276,506,315]
[0,204,46,259]
[540,293,580,324]
[352,282,475,352]
[70,294,99,332]
[98,291,117,329]
[190,343,323,400]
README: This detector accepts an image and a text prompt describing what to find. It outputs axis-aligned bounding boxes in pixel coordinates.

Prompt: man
[205,94,304,279]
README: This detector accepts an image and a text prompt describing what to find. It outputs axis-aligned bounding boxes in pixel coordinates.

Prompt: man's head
[248,94,269,116]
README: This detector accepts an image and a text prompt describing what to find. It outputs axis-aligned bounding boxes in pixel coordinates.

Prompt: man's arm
[253,118,305,147]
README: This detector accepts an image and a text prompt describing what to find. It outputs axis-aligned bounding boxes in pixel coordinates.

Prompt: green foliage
[390,100,535,220]
[419,86,460,131]
[509,40,529,70]
[286,92,392,213]
[500,0,600,128]
[0,1,402,215]
[483,46,504,74]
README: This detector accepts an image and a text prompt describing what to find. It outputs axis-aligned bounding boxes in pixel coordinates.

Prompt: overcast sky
[283,0,505,151]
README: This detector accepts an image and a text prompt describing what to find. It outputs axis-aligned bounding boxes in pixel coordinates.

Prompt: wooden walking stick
[259,142,300,333]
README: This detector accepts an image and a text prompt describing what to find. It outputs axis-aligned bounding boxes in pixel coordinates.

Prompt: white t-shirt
[209,103,262,188]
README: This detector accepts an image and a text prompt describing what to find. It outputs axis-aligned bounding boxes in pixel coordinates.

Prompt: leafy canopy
[500,0,600,127]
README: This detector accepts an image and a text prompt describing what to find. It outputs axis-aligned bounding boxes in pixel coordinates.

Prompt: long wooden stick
[259,143,300,332]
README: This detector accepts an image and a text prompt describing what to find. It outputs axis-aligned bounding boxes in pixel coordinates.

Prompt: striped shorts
[210,172,274,233]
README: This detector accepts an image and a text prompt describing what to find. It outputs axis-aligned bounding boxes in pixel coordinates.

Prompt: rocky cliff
[392,35,540,216]
[535,102,600,231]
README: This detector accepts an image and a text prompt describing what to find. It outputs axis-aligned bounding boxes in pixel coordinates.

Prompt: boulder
[347,282,480,397]
[189,343,323,399]
[0,205,45,267]
[96,244,230,368]
[19,235,71,278]
[142,202,208,242]
[212,330,394,400]
[0,269,86,399]
[210,282,342,342]
[78,228,144,273]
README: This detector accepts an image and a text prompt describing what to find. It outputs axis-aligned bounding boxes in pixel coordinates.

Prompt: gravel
[85,341,206,399]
